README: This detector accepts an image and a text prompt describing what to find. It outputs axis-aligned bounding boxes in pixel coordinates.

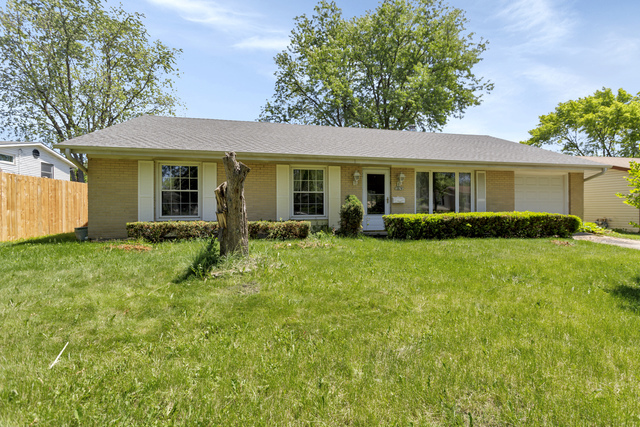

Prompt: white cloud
[147,0,254,32]
[146,0,288,49]
[497,0,576,51]
[233,36,289,51]
[521,64,593,100]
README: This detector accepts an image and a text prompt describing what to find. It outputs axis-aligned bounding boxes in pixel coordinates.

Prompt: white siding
[584,169,639,231]
[0,146,71,180]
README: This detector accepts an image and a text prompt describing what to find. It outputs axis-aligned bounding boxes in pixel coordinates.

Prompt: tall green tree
[0,0,181,178]
[259,0,492,131]
[521,88,640,157]
[618,161,640,229]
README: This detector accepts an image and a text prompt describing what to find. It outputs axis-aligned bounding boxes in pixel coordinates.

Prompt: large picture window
[160,165,199,217]
[416,171,473,214]
[293,168,325,216]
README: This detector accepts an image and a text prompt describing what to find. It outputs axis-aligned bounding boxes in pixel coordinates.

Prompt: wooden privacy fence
[0,170,88,242]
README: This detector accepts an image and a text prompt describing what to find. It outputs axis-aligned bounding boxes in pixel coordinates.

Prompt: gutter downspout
[65,148,88,175]
[584,167,608,182]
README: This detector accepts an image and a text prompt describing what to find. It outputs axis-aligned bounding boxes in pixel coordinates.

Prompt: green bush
[248,221,310,240]
[127,220,310,242]
[578,221,606,234]
[127,221,217,243]
[383,212,582,240]
[339,195,364,237]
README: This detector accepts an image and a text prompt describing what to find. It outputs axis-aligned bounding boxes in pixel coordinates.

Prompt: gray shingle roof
[58,115,605,168]
[578,156,636,170]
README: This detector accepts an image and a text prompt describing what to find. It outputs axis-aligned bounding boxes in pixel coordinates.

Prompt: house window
[160,165,199,217]
[416,172,430,213]
[415,171,473,213]
[0,153,13,163]
[41,163,54,178]
[293,168,325,216]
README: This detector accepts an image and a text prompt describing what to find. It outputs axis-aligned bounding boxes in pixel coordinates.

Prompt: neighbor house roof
[58,115,606,170]
[0,141,76,168]
[578,156,639,171]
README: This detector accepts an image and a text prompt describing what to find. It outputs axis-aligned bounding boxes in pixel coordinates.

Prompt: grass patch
[1,234,640,424]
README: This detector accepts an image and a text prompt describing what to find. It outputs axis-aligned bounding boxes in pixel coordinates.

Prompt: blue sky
[23,0,640,142]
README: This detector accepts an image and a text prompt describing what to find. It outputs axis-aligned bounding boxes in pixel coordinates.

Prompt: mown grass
[1,234,640,425]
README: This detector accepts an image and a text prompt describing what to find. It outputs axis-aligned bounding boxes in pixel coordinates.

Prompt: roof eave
[57,145,607,171]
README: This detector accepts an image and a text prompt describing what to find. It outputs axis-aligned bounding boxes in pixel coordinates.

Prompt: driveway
[572,233,640,250]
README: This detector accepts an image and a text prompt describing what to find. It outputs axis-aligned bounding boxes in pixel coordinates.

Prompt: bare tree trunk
[216,152,250,256]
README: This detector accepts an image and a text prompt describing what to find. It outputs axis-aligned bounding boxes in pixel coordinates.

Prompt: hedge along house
[57,115,607,240]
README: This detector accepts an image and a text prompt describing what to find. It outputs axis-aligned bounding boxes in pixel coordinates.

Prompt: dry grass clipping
[108,244,153,252]
[551,240,575,247]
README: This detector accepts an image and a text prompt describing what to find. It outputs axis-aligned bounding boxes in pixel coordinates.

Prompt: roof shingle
[58,115,606,168]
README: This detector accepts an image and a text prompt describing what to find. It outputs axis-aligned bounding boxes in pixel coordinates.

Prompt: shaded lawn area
[1,234,640,425]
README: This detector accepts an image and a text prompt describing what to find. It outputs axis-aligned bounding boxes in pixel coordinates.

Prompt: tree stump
[216,152,251,256]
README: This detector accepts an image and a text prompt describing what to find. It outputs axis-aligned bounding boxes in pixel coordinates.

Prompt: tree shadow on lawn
[174,238,221,283]
[608,277,640,314]
[3,232,77,246]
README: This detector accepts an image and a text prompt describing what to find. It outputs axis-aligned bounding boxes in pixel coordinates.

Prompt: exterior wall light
[353,170,361,186]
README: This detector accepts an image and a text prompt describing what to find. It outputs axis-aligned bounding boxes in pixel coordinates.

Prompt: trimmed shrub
[339,195,364,237]
[249,221,310,240]
[127,221,217,243]
[127,220,310,242]
[383,212,582,240]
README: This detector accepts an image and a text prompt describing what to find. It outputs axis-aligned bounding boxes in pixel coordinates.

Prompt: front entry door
[362,169,390,231]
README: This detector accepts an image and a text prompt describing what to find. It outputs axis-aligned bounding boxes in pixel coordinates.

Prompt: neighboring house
[57,116,607,240]
[580,156,640,231]
[0,142,76,180]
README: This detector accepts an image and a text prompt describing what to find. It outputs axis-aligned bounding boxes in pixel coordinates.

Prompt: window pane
[0,153,13,162]
[416,172,430,213]
[41,163,53,179]
[160,165,199,217]
[433,172,455,213]
[366,174,385,214]
[292,169,325,216]
[459,173,471,213]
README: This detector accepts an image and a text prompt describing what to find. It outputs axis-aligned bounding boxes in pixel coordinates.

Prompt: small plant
[579,221,606,234]
[338,195,364,237]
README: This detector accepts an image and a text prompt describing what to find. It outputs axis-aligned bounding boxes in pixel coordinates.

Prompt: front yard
[1,234,639,425]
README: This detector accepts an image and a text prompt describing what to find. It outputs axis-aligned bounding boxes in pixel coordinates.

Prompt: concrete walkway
[572,232,640,250]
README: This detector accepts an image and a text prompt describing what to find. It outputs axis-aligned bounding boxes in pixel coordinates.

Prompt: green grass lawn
[1,233,640,425]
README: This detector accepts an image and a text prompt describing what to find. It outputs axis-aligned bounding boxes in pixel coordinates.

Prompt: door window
[366,174,385,214]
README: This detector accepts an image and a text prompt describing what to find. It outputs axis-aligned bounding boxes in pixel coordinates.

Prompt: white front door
[362,169,390,231]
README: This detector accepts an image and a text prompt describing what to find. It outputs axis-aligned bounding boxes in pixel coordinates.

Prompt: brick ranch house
[58,115,608,240]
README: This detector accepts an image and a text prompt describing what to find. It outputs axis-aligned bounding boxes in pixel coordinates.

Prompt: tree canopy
[521,88,640,157]
[618,161,640,229]
[259,0,492,131]
[0,0,181,177]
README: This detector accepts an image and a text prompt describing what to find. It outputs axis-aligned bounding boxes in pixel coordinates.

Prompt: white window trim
[414,169,475,214]
[0,152,14,165]
[41,162,54,179]
[155,162,203,221]
[290,165,328,220]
